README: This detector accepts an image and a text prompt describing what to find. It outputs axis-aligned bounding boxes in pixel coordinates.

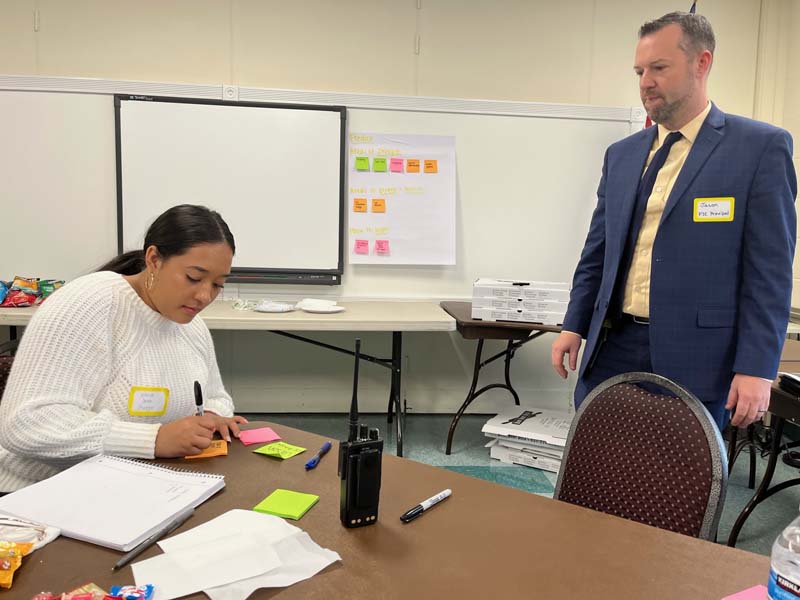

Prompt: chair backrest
[0,339,19,403]
[554,372,727,541]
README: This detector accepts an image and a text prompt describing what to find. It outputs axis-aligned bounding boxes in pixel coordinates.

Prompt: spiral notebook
[0,455,224,551]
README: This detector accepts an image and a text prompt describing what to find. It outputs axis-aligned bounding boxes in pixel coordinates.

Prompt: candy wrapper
[110,585,154,600]
[0,281,7,304]
[0,540,33,589]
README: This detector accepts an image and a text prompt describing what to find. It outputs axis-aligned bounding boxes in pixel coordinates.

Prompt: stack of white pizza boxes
[471,278,570,325]
[481,407,572,474]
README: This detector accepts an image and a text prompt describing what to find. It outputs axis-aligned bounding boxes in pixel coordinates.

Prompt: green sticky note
[355,156,370,171]
[372,157,388,172]
[254,488,319,520]
[254,441,306,460]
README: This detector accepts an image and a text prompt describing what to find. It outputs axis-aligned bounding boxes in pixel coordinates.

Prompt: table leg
[504,341,520,406]
[447,339,485,455]
[727,416,785,547]
[390,332,403,457]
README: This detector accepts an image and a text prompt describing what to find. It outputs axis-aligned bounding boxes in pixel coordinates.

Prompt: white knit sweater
[0,271,234,492]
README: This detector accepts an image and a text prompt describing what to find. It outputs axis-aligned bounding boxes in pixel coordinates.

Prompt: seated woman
[0,204,247,492]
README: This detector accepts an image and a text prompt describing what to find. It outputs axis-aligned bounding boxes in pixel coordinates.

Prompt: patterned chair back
[0,340,19,403]
[554,372,727,541]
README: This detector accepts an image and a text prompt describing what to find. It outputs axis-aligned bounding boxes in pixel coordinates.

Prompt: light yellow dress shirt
[622,102,712,318]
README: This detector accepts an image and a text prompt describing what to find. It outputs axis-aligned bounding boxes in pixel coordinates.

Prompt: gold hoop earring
[146,271,155,291]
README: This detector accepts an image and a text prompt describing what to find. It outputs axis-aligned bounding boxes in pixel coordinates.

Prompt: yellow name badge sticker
[128,387,169,416]
[693,197,735,222]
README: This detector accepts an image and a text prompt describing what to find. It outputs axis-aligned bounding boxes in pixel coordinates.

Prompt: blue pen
[305,441,332,470]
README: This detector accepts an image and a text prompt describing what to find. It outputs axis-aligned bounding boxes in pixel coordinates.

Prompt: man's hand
[551,331,582,379]
[726,373,771,427]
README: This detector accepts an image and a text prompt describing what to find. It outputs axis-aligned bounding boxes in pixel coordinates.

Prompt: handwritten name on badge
[128,387,169,416]
[693,197,734,222]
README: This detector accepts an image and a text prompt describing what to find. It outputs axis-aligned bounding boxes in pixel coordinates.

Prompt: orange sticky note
[424,159,438,173]
[353,198,367,212]
[354,239,369,255]
[185,439,228,459]
[406,159,420,173]
[372,198,386,213]
[390,158,404,173]
[375,240,390,255]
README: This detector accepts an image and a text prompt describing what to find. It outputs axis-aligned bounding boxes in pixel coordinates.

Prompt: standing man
[551,12,797,430]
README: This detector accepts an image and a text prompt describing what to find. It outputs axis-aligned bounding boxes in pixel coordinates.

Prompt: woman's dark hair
[98,204,235,275]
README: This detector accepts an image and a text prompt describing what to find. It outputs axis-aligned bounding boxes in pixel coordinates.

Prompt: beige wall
[2,0,797,414]
[0,0,763,115]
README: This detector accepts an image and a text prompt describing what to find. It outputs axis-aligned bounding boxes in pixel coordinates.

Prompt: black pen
[194,381,204,417]
[111,507,194,571]
[400,489,452,523]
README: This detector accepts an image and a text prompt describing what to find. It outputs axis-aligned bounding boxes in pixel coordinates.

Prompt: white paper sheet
[132,530,281,600]
[134,510,340,600]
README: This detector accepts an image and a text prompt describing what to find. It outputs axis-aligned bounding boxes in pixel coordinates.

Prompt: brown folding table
[440,301,561,454]
[10,420,769,599]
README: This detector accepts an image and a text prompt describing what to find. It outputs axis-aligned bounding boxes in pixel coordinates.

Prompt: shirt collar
[657,101,711,146]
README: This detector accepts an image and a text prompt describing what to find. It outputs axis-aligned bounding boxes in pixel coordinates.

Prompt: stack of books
[481,407,572,474]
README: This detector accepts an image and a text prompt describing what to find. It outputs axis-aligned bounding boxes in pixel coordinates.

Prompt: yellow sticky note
[424,159,438,173]
[406,159,420,173]
[254,441,306,460]
[253,489,319,520]
[353,198,367,212]
[185,440,228,460]
[372,198,386,213]
[355,156,370,171]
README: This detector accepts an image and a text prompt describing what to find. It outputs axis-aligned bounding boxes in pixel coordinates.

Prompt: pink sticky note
[354,239,369,255]
[239,427,281,446]
[721,585,767,600]
[375,240,390,255]
[389,157,404,173]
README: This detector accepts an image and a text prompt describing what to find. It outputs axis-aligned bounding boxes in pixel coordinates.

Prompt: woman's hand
[154,416,216,457]
[205,413,249,442]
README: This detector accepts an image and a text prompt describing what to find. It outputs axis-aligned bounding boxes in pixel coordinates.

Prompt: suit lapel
[660,105,725,225]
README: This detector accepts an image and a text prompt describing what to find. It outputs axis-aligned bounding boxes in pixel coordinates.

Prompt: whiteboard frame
[114,94,347,285]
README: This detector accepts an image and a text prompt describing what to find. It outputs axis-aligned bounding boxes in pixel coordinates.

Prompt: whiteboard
[116,96,345,283]
[0,78,641,298]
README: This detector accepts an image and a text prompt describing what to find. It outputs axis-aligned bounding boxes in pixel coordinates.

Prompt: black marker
[194,381,204,417]
[400,489,451,523]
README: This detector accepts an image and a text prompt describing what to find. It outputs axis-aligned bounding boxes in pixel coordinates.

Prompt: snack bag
[9,276,39,295]
[37,280,65,304]
[0,290,36,307]
[0,281,7,304]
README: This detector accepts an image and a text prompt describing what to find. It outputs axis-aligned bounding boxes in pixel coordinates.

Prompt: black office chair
[554,372,727,541]
[0,339,19,404]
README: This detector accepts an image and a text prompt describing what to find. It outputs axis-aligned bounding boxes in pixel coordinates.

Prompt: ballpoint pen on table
[111,507,194,571]
[305,441,332,470]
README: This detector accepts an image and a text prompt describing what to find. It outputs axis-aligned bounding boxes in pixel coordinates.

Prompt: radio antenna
[348,338,361,442]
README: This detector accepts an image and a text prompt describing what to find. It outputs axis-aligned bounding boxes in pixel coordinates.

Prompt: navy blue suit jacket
[563,104,797,407]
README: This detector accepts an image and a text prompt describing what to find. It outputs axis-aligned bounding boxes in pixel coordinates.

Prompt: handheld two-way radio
[338,338,383,527]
